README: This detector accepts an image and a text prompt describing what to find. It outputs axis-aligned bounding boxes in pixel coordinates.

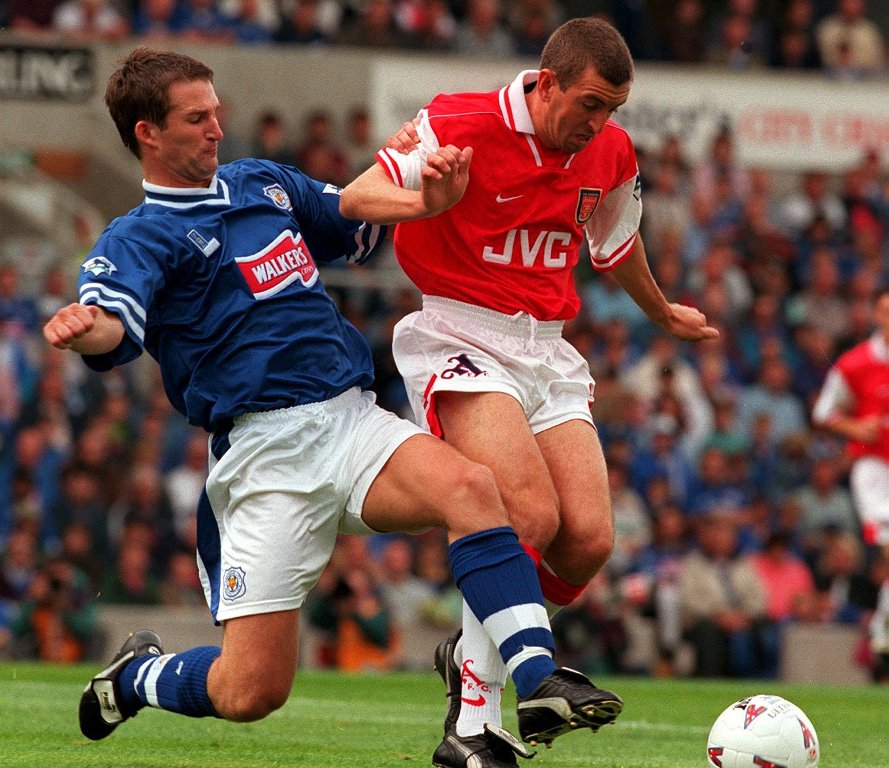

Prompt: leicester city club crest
[222,566,247,601]
[575,188,602,225]
[263,184,292,210]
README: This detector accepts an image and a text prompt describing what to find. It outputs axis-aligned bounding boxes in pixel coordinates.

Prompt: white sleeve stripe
[79,291,145,343]
[590,233,636,270]
[377,150,403,187]
[80,282,147,322]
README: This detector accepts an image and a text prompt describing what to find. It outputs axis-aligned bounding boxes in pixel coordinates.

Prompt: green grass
[1,663,887,767]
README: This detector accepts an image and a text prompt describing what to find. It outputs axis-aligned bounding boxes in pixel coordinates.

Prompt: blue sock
[118,646,221,718]
[449,527,556,697]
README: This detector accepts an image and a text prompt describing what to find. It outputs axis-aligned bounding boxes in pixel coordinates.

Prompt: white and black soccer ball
[706,694,819,768]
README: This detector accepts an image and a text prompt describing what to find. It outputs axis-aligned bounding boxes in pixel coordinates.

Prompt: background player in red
[813,286,889,549]
[341,17,718,766]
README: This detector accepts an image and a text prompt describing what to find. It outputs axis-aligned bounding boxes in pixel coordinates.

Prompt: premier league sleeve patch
[82,255,118,276]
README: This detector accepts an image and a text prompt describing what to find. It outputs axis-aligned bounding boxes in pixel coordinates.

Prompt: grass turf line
[1,663,887,767]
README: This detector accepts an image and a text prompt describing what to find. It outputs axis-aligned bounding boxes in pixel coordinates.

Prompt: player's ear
[134,119,159,150]
[536,69,559,101]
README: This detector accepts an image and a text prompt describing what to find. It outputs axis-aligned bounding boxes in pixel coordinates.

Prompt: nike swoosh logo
[495,193,523,203]
[462,694,487,706]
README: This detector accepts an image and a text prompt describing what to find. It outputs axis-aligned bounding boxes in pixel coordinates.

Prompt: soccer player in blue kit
[43,48,617,766]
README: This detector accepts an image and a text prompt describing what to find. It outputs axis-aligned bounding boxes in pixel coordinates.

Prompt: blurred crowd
[3,0,889,78]
[3,5,889,682]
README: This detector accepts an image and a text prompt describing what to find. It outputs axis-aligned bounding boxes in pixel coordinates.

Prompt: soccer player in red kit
[341,17,718,768]
[813,286,889,549]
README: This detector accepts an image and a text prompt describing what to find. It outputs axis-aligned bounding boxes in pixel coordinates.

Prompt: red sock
[537,563,587,606]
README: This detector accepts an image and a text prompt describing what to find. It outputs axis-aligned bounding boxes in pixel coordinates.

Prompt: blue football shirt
[77,158,387,431]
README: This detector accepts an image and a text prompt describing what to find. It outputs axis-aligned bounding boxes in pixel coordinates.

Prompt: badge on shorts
[223,566,247,601]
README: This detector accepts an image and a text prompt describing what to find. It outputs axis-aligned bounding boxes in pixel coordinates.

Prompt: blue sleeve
[270,162,388,264]
[75,224,164,371]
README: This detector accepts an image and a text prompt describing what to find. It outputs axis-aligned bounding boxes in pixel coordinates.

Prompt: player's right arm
[43,303,125,355]
[812,367,880,444]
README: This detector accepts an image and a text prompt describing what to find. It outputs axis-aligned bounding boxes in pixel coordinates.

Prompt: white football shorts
[849,455,889,546]
[198,387,422,621]
[392,296,596,436]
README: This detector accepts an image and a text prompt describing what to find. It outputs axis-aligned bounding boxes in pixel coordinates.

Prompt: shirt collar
[501,70,539,134]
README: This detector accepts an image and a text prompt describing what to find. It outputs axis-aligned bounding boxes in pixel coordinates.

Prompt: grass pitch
[1,662,887,767]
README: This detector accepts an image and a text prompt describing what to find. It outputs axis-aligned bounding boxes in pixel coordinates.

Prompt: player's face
[874,293,889,337]
[537,66,630,154]
[143,79,223,187]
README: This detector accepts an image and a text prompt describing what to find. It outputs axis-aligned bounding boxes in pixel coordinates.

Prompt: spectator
[815,0,885,78]
[249,110,298,165]
[0,526,39,605]
[8,0,60,30]
[770,0,821,70]
[159,547,206,607]
[751,530,818,625]
[776,170,847,240]
[274,0,330,44]
[628,413,696,509]
[691,127,751,218]
[10,556,97,663]
[396,0,456,51]
[51,0,129,39]
[628,503,690,676]
[508,0,562,57]
[549,572,627,676]
[343,106,378,181]
[453,0,513,57]
[107,462,177,574]
[736,355,808,445]
[339,0,416,48]
[178,0,234,41]
[786,247,850,342]
[163,428,207,548]
[377,537,436,637]
[223,0,275,43]
[812,529,875,623]
[99,532,163,605]
[705,11,765,69]
[658,0,707,64]
[793,453,859,547]
[130,0,188,38]
[294,109,349,186]
[605,461,652,577]
[678,510,775,678]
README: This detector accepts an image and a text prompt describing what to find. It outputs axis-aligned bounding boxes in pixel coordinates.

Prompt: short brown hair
[540,18,633,90]
[105,47,214,158]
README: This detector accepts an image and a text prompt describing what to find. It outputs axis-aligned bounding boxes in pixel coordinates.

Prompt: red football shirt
[377,70,641,321]
[834,337,889,462]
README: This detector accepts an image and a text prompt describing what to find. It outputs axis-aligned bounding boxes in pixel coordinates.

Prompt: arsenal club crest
[575,187,602,225]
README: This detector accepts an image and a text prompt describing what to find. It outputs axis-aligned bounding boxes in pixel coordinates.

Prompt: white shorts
[197,387,422,622]
[392,296,595,436]
[850,455,889,546]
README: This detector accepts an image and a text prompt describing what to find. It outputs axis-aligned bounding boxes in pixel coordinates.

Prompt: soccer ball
[706,694,819,768]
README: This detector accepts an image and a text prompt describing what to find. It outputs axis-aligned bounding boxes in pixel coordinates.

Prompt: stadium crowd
[3,0,889,77]
[1,0,889,684]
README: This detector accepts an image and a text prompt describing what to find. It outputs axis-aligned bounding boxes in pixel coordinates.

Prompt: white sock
[455,599,507,737]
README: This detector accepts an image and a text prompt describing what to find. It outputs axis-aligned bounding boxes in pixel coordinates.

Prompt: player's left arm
[609,235,719,342]
[340,144,472,224]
